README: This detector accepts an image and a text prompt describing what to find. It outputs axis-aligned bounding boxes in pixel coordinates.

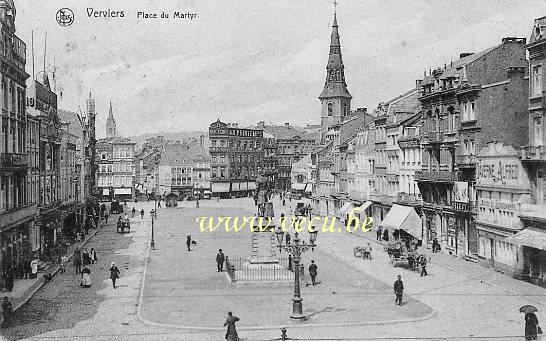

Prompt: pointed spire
[108,101,114,120]
[319,2,351,100]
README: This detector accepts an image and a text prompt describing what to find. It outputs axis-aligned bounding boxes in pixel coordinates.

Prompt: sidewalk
[0,220,108,321]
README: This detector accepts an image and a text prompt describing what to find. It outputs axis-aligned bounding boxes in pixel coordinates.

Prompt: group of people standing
[73,248,98,287]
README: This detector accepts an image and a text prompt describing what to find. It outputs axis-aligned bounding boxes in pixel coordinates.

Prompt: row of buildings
[0,0,99,288]
[309,13,546,287]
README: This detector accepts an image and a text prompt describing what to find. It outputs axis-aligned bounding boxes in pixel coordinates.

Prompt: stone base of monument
[228,226,295,283]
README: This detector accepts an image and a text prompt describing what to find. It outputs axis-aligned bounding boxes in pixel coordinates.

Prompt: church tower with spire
[106,101,117,138]
[319,5,352,140]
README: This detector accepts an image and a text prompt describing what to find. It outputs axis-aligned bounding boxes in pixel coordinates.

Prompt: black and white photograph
[0,1,545,340]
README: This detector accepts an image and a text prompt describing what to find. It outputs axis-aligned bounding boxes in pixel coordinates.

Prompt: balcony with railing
[396,192,422,205]
[521,145,545,162]
[0,205,37,231]
[455,154,476,167]
[422,131,446,144]
[415,170,458,182]
[0,153,28,169]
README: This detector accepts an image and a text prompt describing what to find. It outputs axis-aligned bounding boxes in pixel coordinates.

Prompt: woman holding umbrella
[521,305,541,340]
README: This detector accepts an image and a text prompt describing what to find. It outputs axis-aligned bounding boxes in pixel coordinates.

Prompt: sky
[15,0,544,138]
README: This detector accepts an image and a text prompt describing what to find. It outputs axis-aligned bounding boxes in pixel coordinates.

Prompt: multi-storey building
[96,137,135,201]
[57,109,86,239]
[208,120,262,197]
[416,37,529,257]
[290,153,314,196]
[261,130,278,187]
[258,122,317,191]
[27,73,64,262]
[0,0,31,281]
[509,17,546,287]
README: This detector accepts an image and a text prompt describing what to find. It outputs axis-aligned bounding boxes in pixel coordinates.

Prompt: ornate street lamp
[275,227,318,319]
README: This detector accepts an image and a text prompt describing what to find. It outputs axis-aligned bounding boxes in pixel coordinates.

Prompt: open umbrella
[520,305,538,313]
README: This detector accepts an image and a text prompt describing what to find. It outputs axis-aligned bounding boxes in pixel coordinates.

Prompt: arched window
[327,102,333,116]
[343,104,348,116]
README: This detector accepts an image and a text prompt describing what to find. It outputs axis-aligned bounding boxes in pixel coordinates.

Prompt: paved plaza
[0,198,543,341]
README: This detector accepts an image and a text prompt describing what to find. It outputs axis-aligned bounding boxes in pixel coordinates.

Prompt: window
[534,116,543,146]
[533,65,542,97]
[220,155,225,164]
[327,102,333,116]
[470,101,476,120]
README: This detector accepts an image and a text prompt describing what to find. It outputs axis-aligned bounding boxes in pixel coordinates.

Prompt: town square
[0,1,545,340]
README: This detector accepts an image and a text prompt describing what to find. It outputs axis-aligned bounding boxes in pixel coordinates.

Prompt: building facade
[208,120,262,197]
[416,37,529,257]
[0,0,31,282]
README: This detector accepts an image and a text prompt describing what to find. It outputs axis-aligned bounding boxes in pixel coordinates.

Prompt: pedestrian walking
[82,249,91,266]
[376,227,382,241]
[186,235,192,251]
[308,260,318,286]
[1,296,12,328]
[24,258,31,279]
[60,256,68,273]
[223,311,240,341]
[216,249,225,272]
[158,200,161,208]
[109,262,120,289]
[80,265,92,288]
[140,209,144,219]
[432,237,441,253]
[104,212,109,224]
[420,255,428,277]
[525,311,540,340]
[124,212,128,221]
[3,267,14,292]
[90,248,98,264]
[282,199,286,206]
[73,249,82,274]
[285,233,291,245]
[131,207,136,218]
[394,275,404,306]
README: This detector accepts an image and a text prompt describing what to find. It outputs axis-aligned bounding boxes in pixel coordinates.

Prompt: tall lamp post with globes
[275,228,318,319]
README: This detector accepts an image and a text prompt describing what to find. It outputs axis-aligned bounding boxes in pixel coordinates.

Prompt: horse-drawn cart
[386,242,420,270]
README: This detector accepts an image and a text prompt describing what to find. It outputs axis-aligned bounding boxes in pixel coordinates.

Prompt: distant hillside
[126,131,207,147]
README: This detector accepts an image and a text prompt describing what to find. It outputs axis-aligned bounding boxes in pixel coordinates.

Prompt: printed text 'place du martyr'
[86,8,198,20]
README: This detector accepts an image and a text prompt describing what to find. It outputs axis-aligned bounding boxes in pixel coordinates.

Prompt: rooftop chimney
[257,121,265,128]
[459,53,474,59]
[284,122,290,127]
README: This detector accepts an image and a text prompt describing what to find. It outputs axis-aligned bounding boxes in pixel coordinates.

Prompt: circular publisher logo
[56,8,74,27]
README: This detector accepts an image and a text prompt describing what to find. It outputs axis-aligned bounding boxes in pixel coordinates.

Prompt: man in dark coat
[223,311,239,341]
[216,249,225,272]
[394,275,404,305]
[73,249,82,274]
[186,235,192,251]
[308,260,318,286]
[525,312,539,341]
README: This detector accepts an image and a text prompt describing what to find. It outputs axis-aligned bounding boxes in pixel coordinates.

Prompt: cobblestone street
[0,198,542,341]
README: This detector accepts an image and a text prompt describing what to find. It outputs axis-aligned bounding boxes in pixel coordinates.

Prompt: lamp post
[275,228,318,319]
[150,209,155,249]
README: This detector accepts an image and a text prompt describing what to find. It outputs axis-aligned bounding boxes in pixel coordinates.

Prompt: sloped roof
[57,109,82,137]
[263,125,318,141]
[158,144,210,166]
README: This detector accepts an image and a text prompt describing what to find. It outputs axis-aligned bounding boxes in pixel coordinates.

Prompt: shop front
[36,206,62,262]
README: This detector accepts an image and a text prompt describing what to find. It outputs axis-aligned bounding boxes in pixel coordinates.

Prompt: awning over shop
[360,201,373,211]
[380,204,422,239]
[505,227,546,251]
[212,182,230,193]
[114,188,132,195]
[102,189,110,195]
[291,183,306,191]
[338,202,354,216]
[304,183,313,193]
